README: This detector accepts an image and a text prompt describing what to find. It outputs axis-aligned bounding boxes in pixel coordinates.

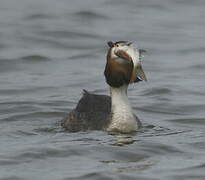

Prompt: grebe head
[104,41,147,88]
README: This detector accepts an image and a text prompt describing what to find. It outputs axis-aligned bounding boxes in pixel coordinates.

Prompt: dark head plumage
[104,41,147,87]
[104,41,134,88]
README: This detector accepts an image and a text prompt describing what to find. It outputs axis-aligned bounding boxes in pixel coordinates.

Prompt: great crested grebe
[62,41,147,133]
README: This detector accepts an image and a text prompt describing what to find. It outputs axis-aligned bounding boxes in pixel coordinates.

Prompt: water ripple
[38,30,100,39]
[167,118,205,125]
[20,55,51,62]
[141,87,173,96]
[25,13,56,20]
[73,10,109,20]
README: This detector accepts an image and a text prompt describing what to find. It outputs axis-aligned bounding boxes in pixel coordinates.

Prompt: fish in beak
[112,41,147,82]
[136,49,147,81]
[135,63,147,82]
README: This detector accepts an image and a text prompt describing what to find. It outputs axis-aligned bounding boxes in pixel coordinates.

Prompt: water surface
[0,0,205,179]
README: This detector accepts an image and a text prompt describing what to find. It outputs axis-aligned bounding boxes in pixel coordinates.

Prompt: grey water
[0,0,205,179]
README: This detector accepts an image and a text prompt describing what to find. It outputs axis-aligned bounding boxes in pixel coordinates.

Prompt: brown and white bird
[62,41,147,133]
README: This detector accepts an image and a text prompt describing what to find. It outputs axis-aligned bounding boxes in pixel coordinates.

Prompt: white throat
[107,85,139,133]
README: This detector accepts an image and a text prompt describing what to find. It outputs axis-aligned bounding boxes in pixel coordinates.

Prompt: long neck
[107,85,138,133]
[111,85,131,116]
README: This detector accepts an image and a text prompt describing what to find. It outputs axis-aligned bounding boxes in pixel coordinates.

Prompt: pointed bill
[136,64,147,81]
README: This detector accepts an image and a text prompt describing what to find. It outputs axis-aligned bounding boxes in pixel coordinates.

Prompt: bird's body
[62,90,111,132]
[62,41,146,133]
